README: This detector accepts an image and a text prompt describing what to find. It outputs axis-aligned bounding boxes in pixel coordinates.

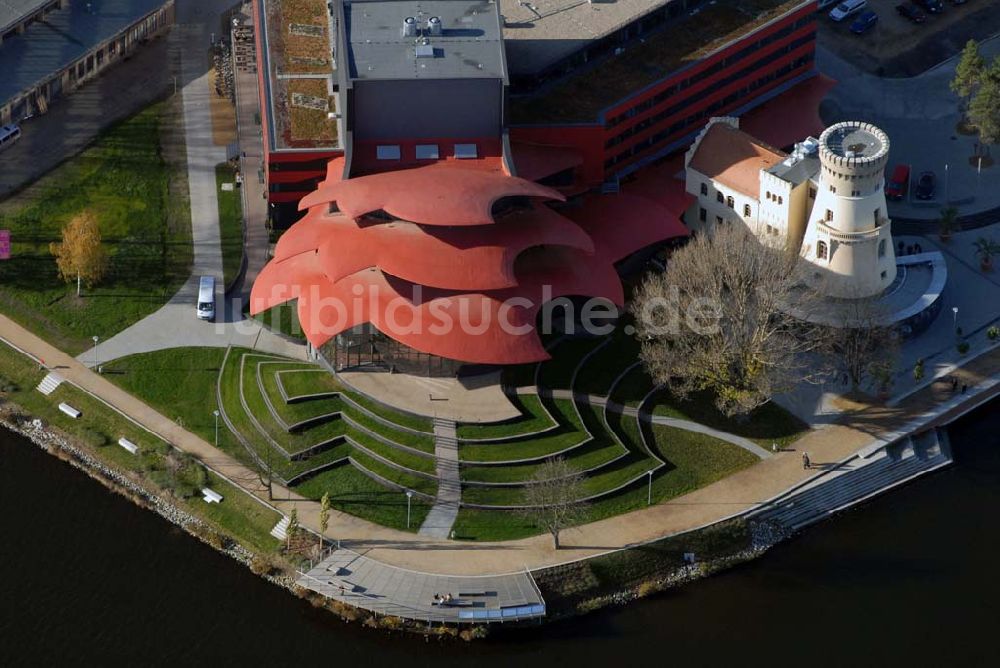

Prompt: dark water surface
[2,406,999,666]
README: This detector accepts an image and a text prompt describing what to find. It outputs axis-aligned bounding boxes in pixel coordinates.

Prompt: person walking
[802,452,811,470]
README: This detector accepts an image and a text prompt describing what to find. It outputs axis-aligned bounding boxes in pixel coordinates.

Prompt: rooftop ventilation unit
[403,16,417,37]
[428,16,442,36]
[415,44,434,58]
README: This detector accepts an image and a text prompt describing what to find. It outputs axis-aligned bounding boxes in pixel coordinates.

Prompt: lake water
[2,405,997,666]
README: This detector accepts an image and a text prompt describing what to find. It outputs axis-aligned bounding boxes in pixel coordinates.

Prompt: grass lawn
[215,162,244,289]
[0,102,191,354]
[649,387,809,448]
[0,341,281,554]
[457,393,556,441]
[295,464,431,532]
[454,416,760,541]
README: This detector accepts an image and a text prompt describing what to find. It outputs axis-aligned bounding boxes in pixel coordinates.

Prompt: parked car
[913,0,944,14]
[818,0,840,8]
[197,275,216,321]
[885,164,911,200]
[851,10,879,33]
[830,0,867,21]
[915,171,936,200]
[896,4,927,22]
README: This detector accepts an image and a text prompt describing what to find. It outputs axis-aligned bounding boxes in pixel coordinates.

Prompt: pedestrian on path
[802,452,811,470]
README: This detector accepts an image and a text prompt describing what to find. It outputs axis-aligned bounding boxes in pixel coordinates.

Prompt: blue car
[850,10,879,34]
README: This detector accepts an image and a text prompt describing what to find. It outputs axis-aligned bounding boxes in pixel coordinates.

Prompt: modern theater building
[250,0,832,374]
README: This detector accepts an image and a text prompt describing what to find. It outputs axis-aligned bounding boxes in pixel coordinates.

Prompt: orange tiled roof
[688,122,786,198]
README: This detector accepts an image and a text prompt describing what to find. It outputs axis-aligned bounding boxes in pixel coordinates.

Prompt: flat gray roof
[0,0,51,33]
[345,0,506,81]
[0,0,168,104]
[499,0,672,75]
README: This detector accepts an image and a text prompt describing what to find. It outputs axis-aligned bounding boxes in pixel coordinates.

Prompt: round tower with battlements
[801,121,896,299]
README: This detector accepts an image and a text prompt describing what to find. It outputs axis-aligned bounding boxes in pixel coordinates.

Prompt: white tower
[801,122,896,299]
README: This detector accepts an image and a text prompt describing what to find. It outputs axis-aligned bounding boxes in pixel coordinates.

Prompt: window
[454,143,478,159]
[878,239,887,258]
[825,209,833,222]
[881,270,888,280]
[715,216,723,225]
[851,190,860,197]
[415,144,439,160]
[829,185,836,193]
[743,204,752,217]
[777,196,783,205]
[808,187,816,198]
[766,224,775,235]
[699,207,707,222]
[766,191,771,200]
[716,191,724,204]
[376,145,401,160]
[700,183,708,196]
[726,196,734,209]
[817,241,828,260]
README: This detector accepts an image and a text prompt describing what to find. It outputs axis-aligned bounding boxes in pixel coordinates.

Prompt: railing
[817,221,881,242]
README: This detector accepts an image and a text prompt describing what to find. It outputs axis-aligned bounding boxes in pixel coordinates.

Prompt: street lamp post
[213,410,220,447]
[953,306,960,334]
[944,163,950,204]
[647,470,654,506]
[92,336,99,371]
[405,490,413,528]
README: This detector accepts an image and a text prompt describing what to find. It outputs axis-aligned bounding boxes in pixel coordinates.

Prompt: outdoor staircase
[270,515,290,541]
[752,429,953,531]
[419,418,461,538]
[36,372,64,396]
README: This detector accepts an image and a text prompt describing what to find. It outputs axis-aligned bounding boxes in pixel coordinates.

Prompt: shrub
[957,341,970,354]
[80,428,110,447]
[988,326,999,341]
[913,359,925,382]
[0,375,19,393]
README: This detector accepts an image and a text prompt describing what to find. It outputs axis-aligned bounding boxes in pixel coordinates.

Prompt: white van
[829,0,866,21]
[197,276,216,321]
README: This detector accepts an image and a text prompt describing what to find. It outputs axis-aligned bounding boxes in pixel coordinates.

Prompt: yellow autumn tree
[49,211,108,296]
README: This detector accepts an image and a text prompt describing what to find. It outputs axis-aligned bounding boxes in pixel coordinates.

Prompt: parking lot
[818,0,1000,77]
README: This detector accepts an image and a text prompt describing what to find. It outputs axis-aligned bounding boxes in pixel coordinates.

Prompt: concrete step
[36,372,64,396]
[754,433,951,530]
[270,516,290,540]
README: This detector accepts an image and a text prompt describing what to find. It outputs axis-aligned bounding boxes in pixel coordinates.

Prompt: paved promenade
[3,310,999,576]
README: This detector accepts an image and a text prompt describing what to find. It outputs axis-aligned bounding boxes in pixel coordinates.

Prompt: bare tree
[518,457,587,549]
[822,294,898,393]
[632,223,829,417]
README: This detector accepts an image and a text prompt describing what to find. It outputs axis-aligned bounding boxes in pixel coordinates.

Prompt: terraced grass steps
[456,393,559,443]
[457,397,590,464]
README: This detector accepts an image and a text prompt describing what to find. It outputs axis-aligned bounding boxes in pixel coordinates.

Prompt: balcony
[817,220,881,242]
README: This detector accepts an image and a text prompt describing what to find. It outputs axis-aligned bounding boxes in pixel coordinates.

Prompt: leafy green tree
[969,59,1000,144]
[951,40,985,105]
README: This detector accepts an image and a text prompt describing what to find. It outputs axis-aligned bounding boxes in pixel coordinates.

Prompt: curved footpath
[3,311,999,576]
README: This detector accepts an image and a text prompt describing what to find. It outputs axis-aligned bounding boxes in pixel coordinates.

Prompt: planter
[982,257,994,272]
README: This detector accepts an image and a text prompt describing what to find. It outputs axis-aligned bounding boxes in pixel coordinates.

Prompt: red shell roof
[272,204,594,291]
[298,163,564,226]
[252,159,688,365]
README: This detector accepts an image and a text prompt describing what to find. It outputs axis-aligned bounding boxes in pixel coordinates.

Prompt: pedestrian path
[296,549,545,624]
[419,418,460,539]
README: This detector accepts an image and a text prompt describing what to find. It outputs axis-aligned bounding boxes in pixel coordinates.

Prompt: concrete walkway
[74,15,305,366]
[3,310,1000,575]
[419,418,461,538]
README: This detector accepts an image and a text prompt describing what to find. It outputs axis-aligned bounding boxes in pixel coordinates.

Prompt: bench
[201,488,223,504]
[117,437,139,455]
[58,403,81,419]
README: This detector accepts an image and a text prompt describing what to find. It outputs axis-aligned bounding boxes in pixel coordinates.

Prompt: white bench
[58,403,81,419]
[201,488,223,504]
[117,437,139,455]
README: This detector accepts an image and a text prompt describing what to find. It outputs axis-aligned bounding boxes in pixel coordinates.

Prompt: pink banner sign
[0,230,10,260]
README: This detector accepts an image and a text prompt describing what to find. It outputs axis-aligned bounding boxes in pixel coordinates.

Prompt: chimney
[402,16,417,37]
[427,16,442,36]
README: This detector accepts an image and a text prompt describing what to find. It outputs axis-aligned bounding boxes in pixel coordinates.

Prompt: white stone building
[684,118,896,299]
